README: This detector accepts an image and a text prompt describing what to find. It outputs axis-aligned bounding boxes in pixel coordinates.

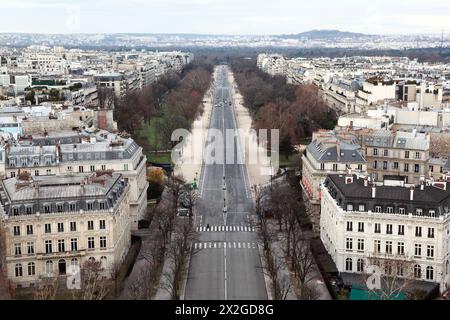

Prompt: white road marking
[238,242,241,249]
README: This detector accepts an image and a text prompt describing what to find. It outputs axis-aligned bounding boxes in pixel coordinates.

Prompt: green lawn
[141,117,165,151]
[148,151,172,164]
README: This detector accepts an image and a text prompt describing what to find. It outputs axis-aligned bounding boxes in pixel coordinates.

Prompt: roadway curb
[257,243,273,300]
[180,244,193,300]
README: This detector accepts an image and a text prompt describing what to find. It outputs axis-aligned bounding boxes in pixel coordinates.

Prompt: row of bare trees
[256,181,320,300]
[229,58,336,157]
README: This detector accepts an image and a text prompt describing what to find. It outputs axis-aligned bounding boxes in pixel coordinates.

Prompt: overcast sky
[0,0,449,35]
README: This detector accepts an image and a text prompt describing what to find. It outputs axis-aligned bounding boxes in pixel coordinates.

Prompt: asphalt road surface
[184,65,268,300]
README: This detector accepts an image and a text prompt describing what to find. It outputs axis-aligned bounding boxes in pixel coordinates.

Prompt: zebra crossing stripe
[228,242,232,248]
[238,242,241,248]
[194,243,198,249]
[233,242,236,248]
[248,242,251,248]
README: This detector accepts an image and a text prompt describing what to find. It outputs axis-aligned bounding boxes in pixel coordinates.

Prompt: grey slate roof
[307,139,365,163]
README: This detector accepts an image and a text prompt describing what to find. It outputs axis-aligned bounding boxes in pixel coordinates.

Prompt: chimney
[364,176,368,187]
[410,186,414,201]
[372,185,376,198]
[420,180,425,191]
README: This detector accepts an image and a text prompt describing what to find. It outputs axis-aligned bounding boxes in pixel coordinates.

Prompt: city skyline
[0,0,448,36]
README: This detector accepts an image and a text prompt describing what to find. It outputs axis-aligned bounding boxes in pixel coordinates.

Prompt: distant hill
[277,29,376,40]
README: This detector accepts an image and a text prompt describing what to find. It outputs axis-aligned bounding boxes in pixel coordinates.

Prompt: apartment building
[301,130,367,205]
[362,130,430,185]
[320,174,450,292]
[94,73,126,98]
[0,130,148,229]
[1,172,131,287]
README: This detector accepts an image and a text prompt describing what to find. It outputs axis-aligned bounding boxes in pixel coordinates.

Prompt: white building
[320,174,450,293]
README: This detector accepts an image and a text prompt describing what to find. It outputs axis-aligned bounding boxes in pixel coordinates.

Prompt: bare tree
[162,221,195,300]
[79,260,110,300]
[166,175,185,213]
[290,238,316,299]
[109,261,122,297]
[33,277,59,300]
[184,187,199,225]
[362,254,416,300]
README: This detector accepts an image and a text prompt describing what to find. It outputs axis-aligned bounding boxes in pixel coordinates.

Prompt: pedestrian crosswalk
[195,225,255,232]
[193,242,258,250]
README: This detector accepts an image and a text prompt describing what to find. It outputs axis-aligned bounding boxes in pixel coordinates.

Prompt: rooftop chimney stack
[410,186,414,201]
[364,176,368,187]
[372,185,376,198]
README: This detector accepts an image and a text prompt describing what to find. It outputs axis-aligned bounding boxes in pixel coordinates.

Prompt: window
[88,237,95,249]
[27,242,34,255]
[429,165,434,172]
[345,258,352,271]
[13,226,20,236]
[26,225,33,235]
[358,222,364,232]
[374,223,381,233]
[87,202,94,210]
[15,264,23,277]
[70,222,77,232]
[358,204,365,211]
[79,166,84,173]
[346,221,353,232]
[414,164,420,173]
[375,206,382,213]
[14,243,21,256]
[45,240,52,254]
[386,224,393,234]
[383,161,388,170]
[429,210,436,217]
[67,166,73,172]
[57,223,64,232]
[346,204,354,211]
[426,266,434,280]
[398,225,405,235]
[46,169,51,175]
[415,151,420,159]
[374,240,381,253]
[373,148,378,156]
[99,220,106,230]
[383,149,388,156]
[404,163,409,172]
[385,241,392,254]
[427,245,434,258]
[44,204,51,213]
[415,244,422,257]
[398,242,405,255]
[357,239,364,252]
[414,265,421,279]
[332,163,338,171]
[386,207,393,214]
[346,238,353,250]
[428,228,435,238]
[101,165,106,170]
[69,203,76,211]
[45,261,53,274]
[373,160,377,169]
[393,162,399,169]
[57,203,64,212]
[90,165,95,172]
[45,223,51,233]
[71,238,78,251]
[415,226,422,237]
[26,206,32,215]
[100,236,107,248]
[28,262,35,276]
[357,259,364,272]
[10,172,15,178]
[124,164,129,171]
[399,208,406,215]
[405,151,410,159]
[87,220,94,230]
[99,202,106,210]
[58,240,65,252]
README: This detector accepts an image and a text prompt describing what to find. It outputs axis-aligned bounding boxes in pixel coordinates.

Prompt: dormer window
[429,210,436,217]
[416,208,423,216]
[358,204,365,211]
[386,207,393,214]
[347,204,354,211]
[375,206,382,213]
[399,207,406,214]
